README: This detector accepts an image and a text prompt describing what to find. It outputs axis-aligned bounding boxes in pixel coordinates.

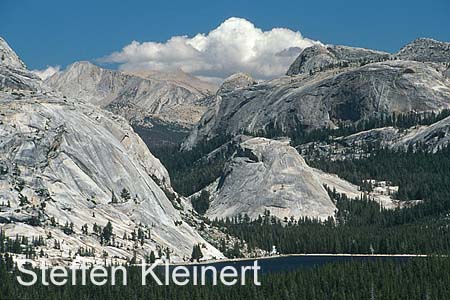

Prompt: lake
[181,255,418,274]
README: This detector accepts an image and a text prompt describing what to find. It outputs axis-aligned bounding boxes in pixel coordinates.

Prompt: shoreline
[173,253,430,266]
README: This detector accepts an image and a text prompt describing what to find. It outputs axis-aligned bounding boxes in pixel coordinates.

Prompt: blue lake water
[181,255,415,274]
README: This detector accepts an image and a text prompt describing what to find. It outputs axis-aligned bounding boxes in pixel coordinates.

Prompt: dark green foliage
[81,224,88,235]
[12,163,20,176]
[191,190,210,215]
[294,110,450,145]
[148,250,156,263]
[101,221,113,244]
[152,134,232,196]
[133,122,189,154]
[215,183,450,255]
[0,257,450,299]
[258,110,450,146]
[137,228,145,245]
[63,222,74,235]
[18,193,28,206]
[0,164,8,175]
[191,243,203,262]
[309,146,450,213]
[28,216,41,227]
[77,247,94,257]
[149,110,450,197]
[120,188,131,201]
[111,191,118,204]
[0,231,42,258]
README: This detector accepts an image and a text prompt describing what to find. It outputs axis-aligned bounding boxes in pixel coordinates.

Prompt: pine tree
[191,244,203,262]
[120,188,131,201]
[102,221,113,244]
[149,251,156,263]
[111,191,118,204]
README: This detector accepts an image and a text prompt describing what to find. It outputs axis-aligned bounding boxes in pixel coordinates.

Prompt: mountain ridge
[182,38,450,150]
[45,61,218,128]
[0,37,224,264]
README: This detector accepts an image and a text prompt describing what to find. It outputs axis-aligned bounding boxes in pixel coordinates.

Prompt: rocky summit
[286,44,390,76]
[200,136,337,220]
[45,62,218,128]
[0,37,223,264]
[395,38,450,63]
[182,39,450,150]
[189,135,401,221]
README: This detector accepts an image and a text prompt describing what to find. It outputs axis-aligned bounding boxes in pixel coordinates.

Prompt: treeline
[262,109,450,146]
[1,255,450,299]
[0,230,46,258]
[150,110,450,196]
[309,146,450,214]
[213,191,450,255]
[152,134,232,196]
[210,147,450,256]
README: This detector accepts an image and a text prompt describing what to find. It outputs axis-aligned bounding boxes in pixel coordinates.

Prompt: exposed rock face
[0,37,26,69]
[286,44,390,76]
[217,73,256,93]
[181,73,257,150]
[0,37,43,92]
[391,116,450,152]
[45,62,217,127]
[287,38,450,77]
[202,137,336,220]
[197,136,399,220]
[123,69,217,96]
[0,37,223,263]
[183,60,450,150]
[396,38,450,63]
[298,114,450,162]
[335,119,450,154]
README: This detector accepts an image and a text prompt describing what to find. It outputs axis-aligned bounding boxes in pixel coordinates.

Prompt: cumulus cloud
[31,65,60,80]
[101,17,320,81]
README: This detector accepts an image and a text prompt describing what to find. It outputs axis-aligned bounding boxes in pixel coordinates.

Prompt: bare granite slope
[45,62,218,127]
[0,37,223,264]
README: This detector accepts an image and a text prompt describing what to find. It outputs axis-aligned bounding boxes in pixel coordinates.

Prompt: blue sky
[1,0,449,78]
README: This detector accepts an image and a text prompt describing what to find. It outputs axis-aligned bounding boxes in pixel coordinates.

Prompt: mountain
[0,37,223,264]
[45,62,218,128]
[198,136,337,220]
[0,37,43,92]
[298,113,450,162]
[286,44,390,76]
[395,38,450,63]
[0,37,26,69]
[182,39,450,150]
[287,38,450,76]
[189,135,399,221]
[123,69,217,96]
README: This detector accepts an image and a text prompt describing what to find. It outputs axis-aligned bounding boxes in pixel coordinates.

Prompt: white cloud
[101,17,320,81]
[31,65,60,80]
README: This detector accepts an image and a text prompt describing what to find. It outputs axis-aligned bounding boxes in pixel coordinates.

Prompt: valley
[1,24,450,299]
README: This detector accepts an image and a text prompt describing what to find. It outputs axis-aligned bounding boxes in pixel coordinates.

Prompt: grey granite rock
[183,60,450,150]
[0,37,223,263]
[45,62,217,127]
[202,137,336,220]
[287,44,390,76]
[395,38,450,63]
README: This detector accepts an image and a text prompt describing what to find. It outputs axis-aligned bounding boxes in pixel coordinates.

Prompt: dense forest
[266,109,450,146]
[151,134,233,196]
[0,255,449,299]
[214,193,450,255]
[142,111,450,256]
[309,146,450,213]
[149,110,450,198]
